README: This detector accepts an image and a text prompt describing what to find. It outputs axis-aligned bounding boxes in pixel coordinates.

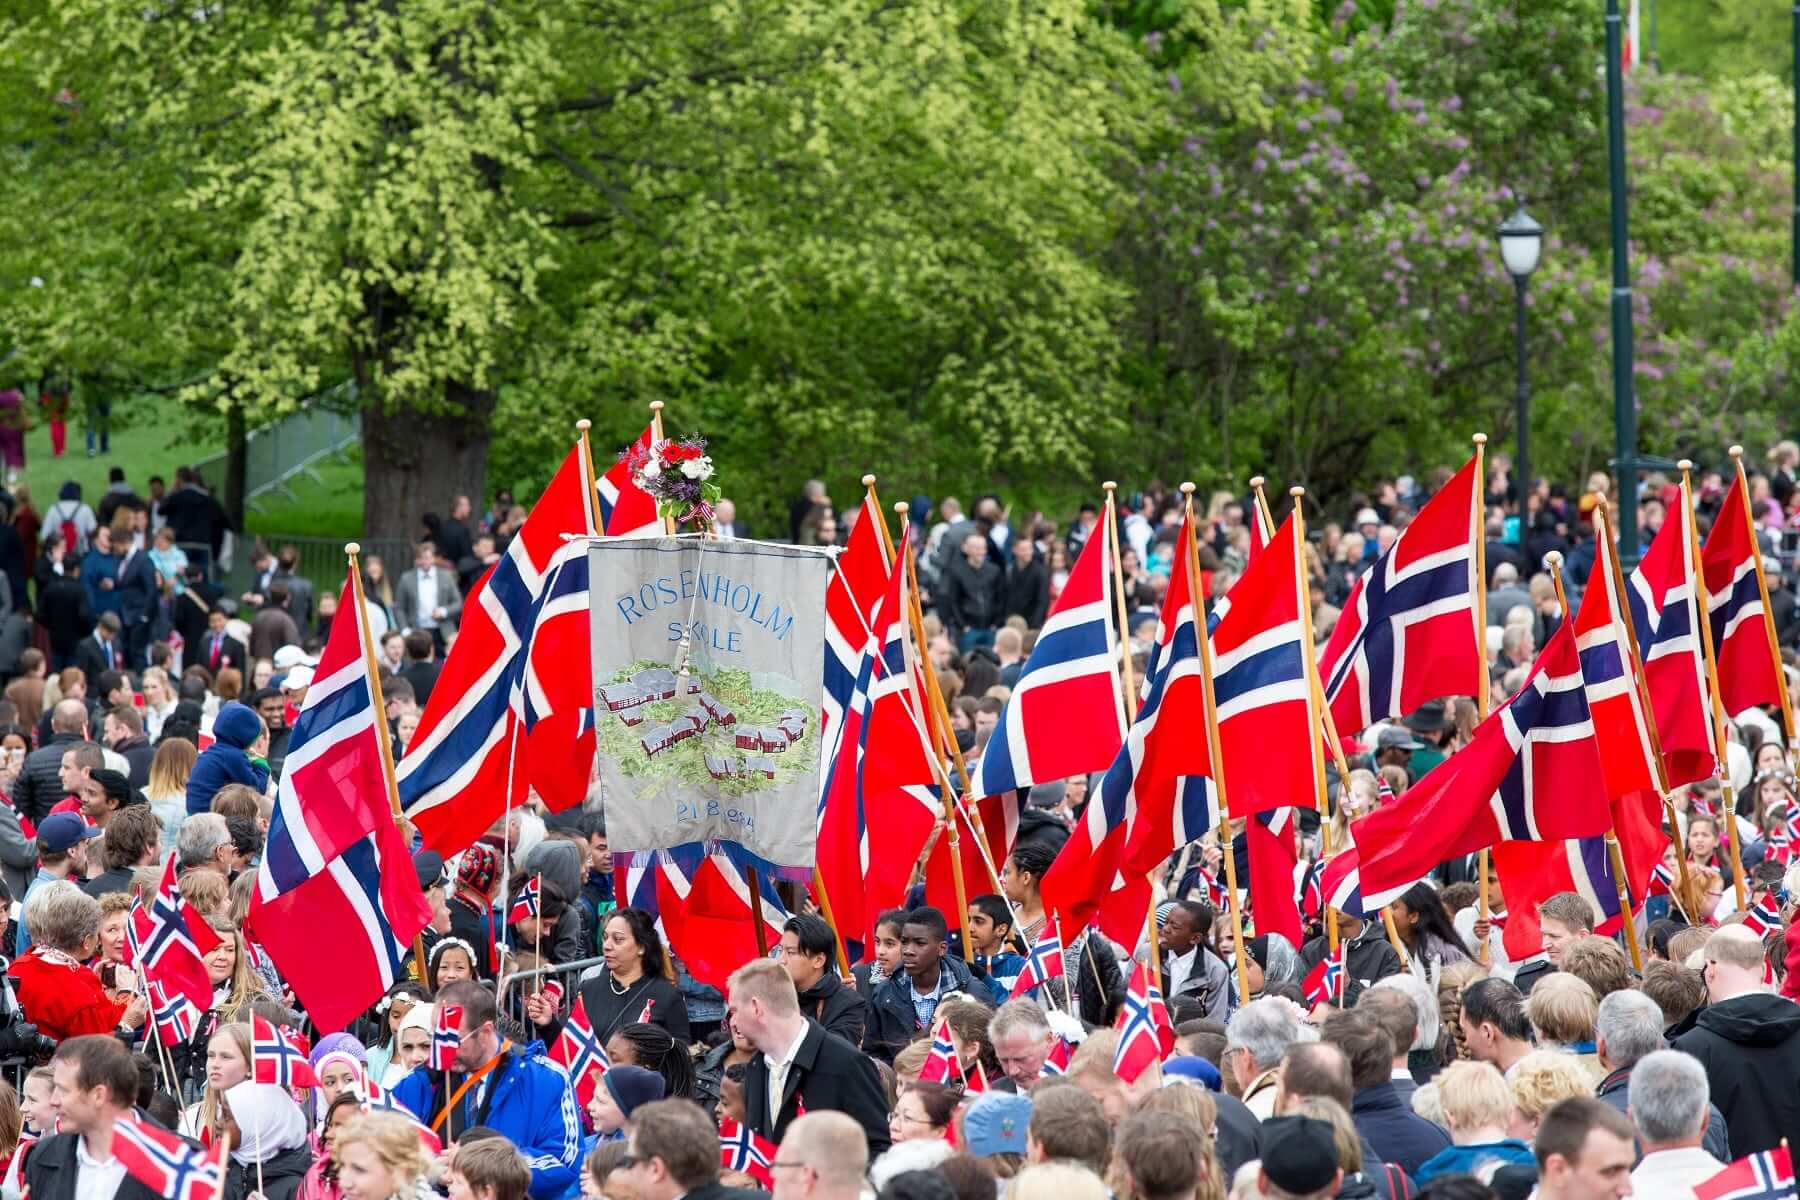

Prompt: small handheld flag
[1112,961,1174,1085]
[1693,1145,1794,1200]
[1010,920,1067,998]
[1042,1034,1076,1077]
[508,874,542,927]
[918,1015,964,1085]
[432,1004,464,1072]
[547,995,611,1109]
[251,1015,318,1089]
[112,1111,226,1200]
[718,1117,777,1188]
[1302,947,1344,1007]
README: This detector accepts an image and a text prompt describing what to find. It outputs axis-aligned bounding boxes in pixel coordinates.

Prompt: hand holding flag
[432,1004,464,1072]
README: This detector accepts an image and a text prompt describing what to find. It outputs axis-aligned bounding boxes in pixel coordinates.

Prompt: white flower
[641,458,662,480]
[680,455,713,481]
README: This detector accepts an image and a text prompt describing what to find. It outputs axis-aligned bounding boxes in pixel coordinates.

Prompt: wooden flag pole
[1471,433,1493,967]
[1290,488,1339,960]
[1146,897,1163,991]
[1592,498,1698,912]
[1546,551,1646,968]
[746,865,770,957]
[1680,460,1748,913]
[347,541,430,973]
[1181,483,1252,1005]
[1102,482,1139,725]
[531,871,544,987]
[1729,446,1800,769]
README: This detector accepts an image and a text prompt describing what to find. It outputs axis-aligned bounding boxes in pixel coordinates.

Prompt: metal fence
[190,386,361,514]
[227,535,413,600]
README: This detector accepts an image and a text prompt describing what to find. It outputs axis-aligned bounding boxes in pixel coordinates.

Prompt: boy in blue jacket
[185,700,270,814]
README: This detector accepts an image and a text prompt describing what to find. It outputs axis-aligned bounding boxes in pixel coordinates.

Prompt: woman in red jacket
[6,879,146,1041]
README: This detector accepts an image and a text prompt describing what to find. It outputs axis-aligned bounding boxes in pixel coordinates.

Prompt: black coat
[225,1145,313,1200]
[39,577,91,657]
[1673,991,1800,1156]
[539,971,690,1048]
[12,731,86,825]
[1299,933,1403,1008]
[864,954,981,1061]
[1002,558,1050,628]
[71,633,120,690]
[195,630,248,675]
[400,660,441,709]
[115,550,158,629]
[1596,1066,1732,1162]
[744,1018,892,1155]
[24,1127,175,1200]
[939,556,1006,635]
[796,971,869,1048]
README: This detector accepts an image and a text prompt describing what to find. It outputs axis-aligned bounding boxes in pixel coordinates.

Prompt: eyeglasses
[770,1162,814,1174]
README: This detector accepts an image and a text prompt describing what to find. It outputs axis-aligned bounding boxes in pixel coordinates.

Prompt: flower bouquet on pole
[622,435,720,531]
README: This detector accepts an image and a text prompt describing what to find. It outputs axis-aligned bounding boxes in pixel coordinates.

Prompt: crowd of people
[0,441,1788,1200]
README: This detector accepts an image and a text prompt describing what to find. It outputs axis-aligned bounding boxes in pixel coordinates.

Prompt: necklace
[609,970,645,996]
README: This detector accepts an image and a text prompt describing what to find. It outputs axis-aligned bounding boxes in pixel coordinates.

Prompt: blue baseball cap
[38,812,101,854]
[962,1092,1033,1157]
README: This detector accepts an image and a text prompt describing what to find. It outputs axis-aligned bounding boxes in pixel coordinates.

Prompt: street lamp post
[1605,0,1641,565]
[1498,208,1544,494]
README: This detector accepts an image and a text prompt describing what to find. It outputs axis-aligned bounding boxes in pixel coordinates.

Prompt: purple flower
[1343,81,1358,102]
[1321,105,1344,124]
[1443,95,1463,112]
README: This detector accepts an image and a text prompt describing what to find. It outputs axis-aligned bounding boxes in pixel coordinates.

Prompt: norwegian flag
[964,1061,991,1094]
[508,875,541,927]
[1572,509,1663,804]
[112,1112,226,1200]
[1300,858,1325,921]
[250,566,432,1034]
[820,493,891,797]
[1317,839,1372,919]
[127,856,223,1013]
[1353,622,1617,905]
[1247,806,1303,948]
[1319,455,1482,735]
[1112,960,1175,1085]
[547,995,611,1109]
[1702,471,1786,719]
[357,1073,444,1155]
[1041,508,1211,943]
[1011,920,1067,998]
[644,847,791,991]
[972,507,1126,799]
[1041,1035,1076,1078]
[718,1117,776,1188]
[918,1015,965,1084]
[1763,803,1800,865]
[596,423,661,538]
[1693,1146,1795,1200]
[818,534,940,945]
[1741,894,1783,939]
[146,979,202,1048]
[1628,504,1718,788]
[431,1003,464,1071]
[1645,860,1676,898]
[252,1015,319,1089]
[398,441,599,854]
[1302,946,1344,1007]
[1182,864,1230,910]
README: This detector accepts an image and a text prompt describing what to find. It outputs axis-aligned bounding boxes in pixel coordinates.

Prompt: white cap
[280,665,314,692]
[273,645,317,670]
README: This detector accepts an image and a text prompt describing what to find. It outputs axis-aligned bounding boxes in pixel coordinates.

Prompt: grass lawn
[14,392,222,508]
[245,450,364,540]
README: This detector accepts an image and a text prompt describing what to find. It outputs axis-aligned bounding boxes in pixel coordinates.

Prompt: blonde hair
[98,891,134,919]
[332,1112,429,1188]
[1526,973,1599,1046]
[179,868,229,919]
[1437,960,1489,1060]
[893,1039,931,1086]
[0,1079,18,1160]
[726,957,800,1017]
[199,1023,254,1140]
[1434,1060,1513,1132]
[1508,1050,1594,1122]
[1009,1162,1109,1200]
[147,738,196,801]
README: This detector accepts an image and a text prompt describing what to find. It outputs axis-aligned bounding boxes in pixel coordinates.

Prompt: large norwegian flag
[398,442,598,853]
[1571,520,1663,802]
[1246,807,1304,947]
[1702,473,1784,718]
[1628,509,1717,788]
[1352,622,1617,905]
[1319,455,1482,734]
[647,848,792,992]
[597,423,661,537]
[1492,790,1664,962]
[972,507,1125,799]
[1040,509,1210,940]
[250,566,432,1033]
[817,534,940,944]
[821,493,891,780]
[1206,511,1322,817]
[1316,836,1372,919]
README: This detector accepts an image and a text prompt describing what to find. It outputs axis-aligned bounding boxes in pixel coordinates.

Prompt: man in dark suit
[730,959,891,1155]
[71,612,124,689]
[196,607,248,675]
[27,1035,174,1200]
[399,630,441,709]
[113,534,158,668]
[617,1099,764,1200]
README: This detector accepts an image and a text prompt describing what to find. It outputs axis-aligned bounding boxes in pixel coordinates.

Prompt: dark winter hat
[1259,1116,1340,1195]
[456,844,499,894]
[603,1065,666,1118]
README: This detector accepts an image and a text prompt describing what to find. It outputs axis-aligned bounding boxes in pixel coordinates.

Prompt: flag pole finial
[861,473,877,487]
[1543,550,1564,569]
[345,541,361,556]
[1677,458,1693,472]
[1179,481,1195,497]
[895,501,910,519]
[1289,485,1305,500]
[1472,432,1488,447]
[1250,475,1265,489]
[1728,445,1744,461]
[1102,480,1118,493]
[575,418,591,433]
[648,400,664,415]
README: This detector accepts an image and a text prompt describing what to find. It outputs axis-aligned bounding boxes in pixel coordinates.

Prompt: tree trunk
[361,379,495,543]
[224,400,248,532]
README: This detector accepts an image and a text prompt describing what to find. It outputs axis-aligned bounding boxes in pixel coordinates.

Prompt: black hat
[1259,1116,1340,1195]
[1243,935,1272,972]
[413,850,447,892]
[1376,727,1425,752]
[1402,699,1448,734]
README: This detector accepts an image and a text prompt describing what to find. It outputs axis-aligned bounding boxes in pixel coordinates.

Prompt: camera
[0,970,56,1065]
